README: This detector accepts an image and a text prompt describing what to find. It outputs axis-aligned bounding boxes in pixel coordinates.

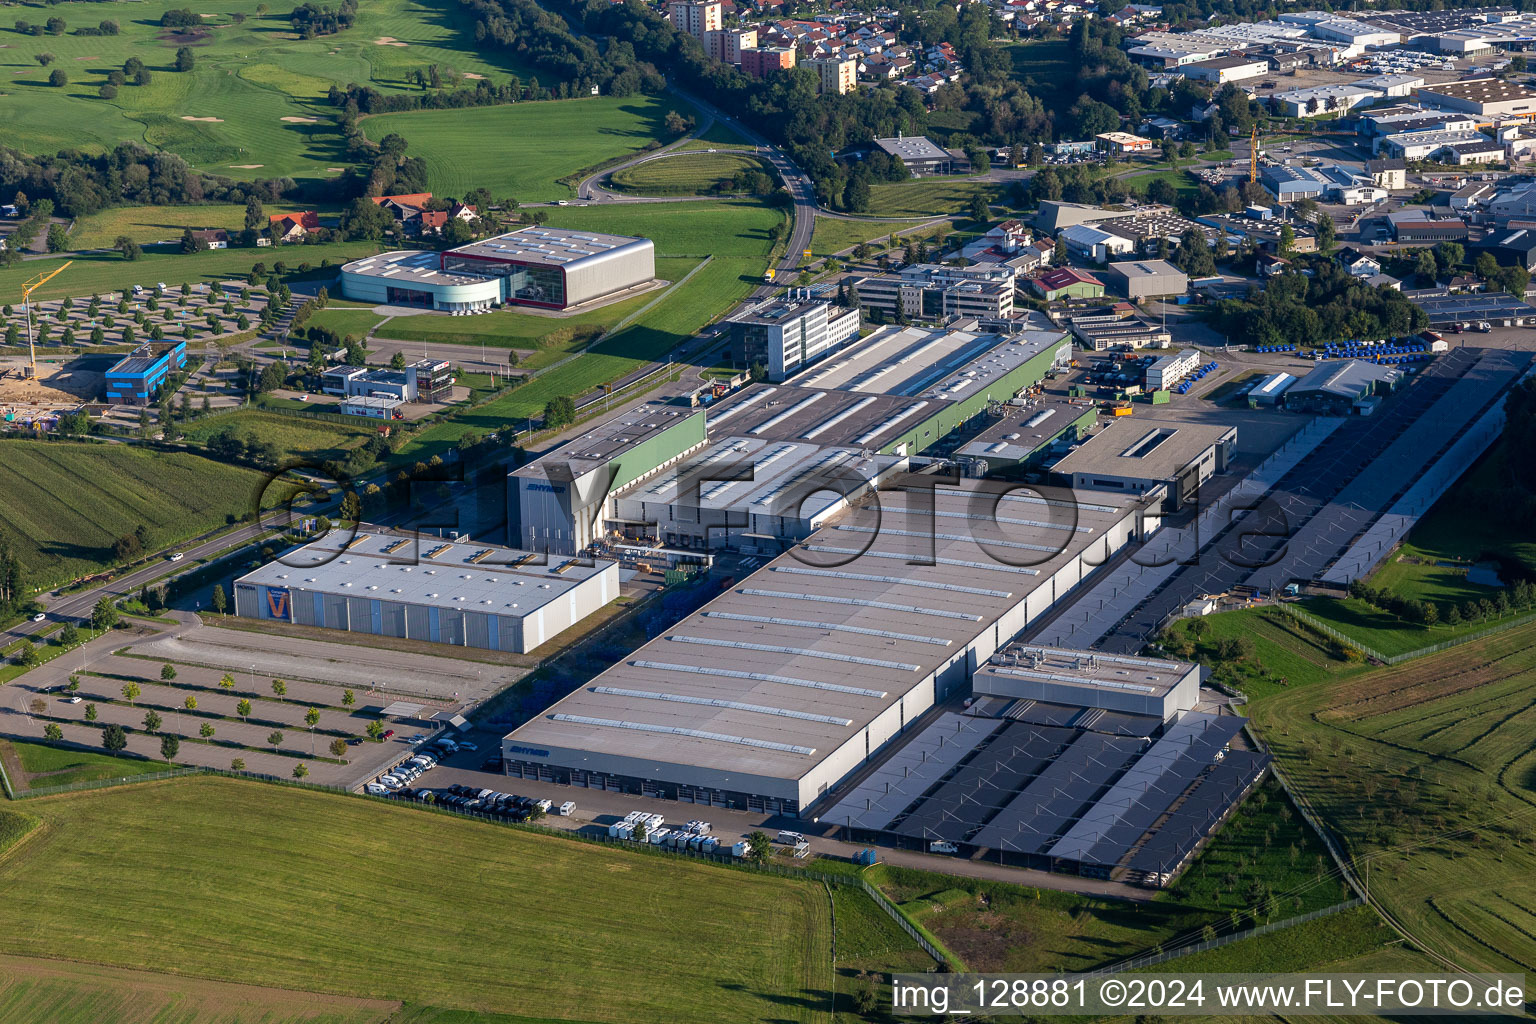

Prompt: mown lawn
[808,217,934,260]
[0,440,269,586]
[0,777,835,1023]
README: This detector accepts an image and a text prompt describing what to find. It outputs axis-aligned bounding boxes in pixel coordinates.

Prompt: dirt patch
[73,55,99,62]
[181,115,224,122]
[280,116,318,123]
[463,72,486,80]
[373,35,407,46]
[0,361,103,408]
[228,163,264,169]
[325,167,345,172]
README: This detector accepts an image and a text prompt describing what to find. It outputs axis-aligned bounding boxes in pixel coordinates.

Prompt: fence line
[859,878,953,968]
[1093,898,1364,974]
[1284,605,1536,666]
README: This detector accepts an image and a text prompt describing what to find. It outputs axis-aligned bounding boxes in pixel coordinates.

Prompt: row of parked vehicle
[365,733,480,794]
[426,784,569,822]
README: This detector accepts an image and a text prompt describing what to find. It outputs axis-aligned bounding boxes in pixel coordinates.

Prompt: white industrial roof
[505,481,1142,780]
[235,532,612,616]
[795,325,1069,400]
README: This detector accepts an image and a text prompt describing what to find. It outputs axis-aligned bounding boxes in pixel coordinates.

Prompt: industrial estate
[4,0,1536,1019]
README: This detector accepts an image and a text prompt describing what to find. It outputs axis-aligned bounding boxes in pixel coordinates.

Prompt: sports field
[0,0,545,180]
[361,95,700,202]
[0,440,269,586]
[0,777,837,1023]
[1235,618,1536,978]
[610,151,769,195]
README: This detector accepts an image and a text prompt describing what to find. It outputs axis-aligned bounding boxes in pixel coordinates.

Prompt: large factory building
[501,480,1149,815]
[340,227,655,312]
[233,533,618,654]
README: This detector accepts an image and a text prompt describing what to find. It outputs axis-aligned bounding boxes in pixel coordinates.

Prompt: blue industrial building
[104,342,187,405]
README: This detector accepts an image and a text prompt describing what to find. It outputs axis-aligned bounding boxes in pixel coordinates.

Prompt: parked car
[457,740,478,752]
[61,696,82,704]
[383,729,395,739]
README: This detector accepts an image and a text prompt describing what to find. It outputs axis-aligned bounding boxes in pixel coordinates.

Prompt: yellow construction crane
[1250,125,1259,184]
[19,260,71,379]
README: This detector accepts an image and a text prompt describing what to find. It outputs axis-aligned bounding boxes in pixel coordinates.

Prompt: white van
[558,800,576,816]
[929,841,959,854]
[776,830,805,845]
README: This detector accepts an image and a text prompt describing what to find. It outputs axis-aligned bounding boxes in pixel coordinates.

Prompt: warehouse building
[1283,360,1402,414]
[1248,371,1297,406]
[1105,260,1188,300]
[514,403,708,554]
[973,644,1199,722]
[1408,289,1536,327]
[1033,266,1106,301]
[1388,209,1471,244]
[1379,128,1496,162]
[104,342,187,405]
[500,480,1151,815]
[726,296,860,381]
[341,229,655,312]
[1415,77,1536,118]
[442,227,655,310]
[1182,54,1269,84]
[1050,417,1236,509]
[233,532,619,653]
[956,398,1098,473]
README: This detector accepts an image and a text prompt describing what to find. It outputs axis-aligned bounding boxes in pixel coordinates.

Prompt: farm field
[0,242,377,306]
[1293,594,1531,658]
[0,777,839,1023]
[863,178,1001,218]
[0,440,269,586]
[1244,620,1536,979]
[361,95,699,202]
[67,203,329,251]
[180,410,376,463]
[0,0,546,180]
[609,151,768,195]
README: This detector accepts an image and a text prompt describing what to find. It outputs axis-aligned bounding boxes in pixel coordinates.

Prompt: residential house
[269,211,320,244]
[190,229,229,249]
[1336,247,1381,278]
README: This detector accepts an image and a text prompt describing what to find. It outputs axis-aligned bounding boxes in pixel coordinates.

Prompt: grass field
[1,739,168,790]
[863,178,1001,218]
[1235,619,1536,978]
[0,440,269,586]
[180,410,375,463]
[0,0,548,180]
[0,242,377,305]
[808,217,935,260]
[0,777,838,1022]
[609,151,768,196]
[361,95,698,202]
[299,307,390,342]
[67,203,329,251]
[393,201,780,460]
[373,291,651,352]
[1160,605,1372,701]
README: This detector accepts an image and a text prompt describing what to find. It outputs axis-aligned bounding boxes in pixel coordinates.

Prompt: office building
[726,297,860,381]
[872,135,953,175]
[1416,77,1536,118]
[104,342,188,406]
[849,264,1015,320]
[1050,416,1236,508]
